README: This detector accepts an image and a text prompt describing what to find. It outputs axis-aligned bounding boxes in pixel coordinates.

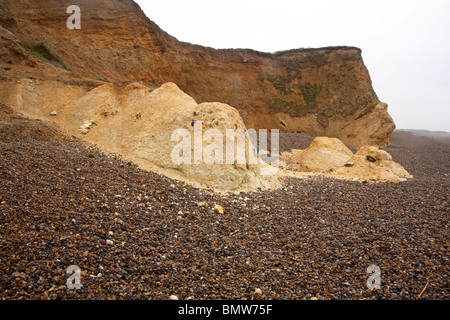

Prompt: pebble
[197,201,208,207]
[169,295,178,300]
[213,204,224,214]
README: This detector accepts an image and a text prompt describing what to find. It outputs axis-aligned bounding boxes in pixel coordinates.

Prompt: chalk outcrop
[70,82,279,191]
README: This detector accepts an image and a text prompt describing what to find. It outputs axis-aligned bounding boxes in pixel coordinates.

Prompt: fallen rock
[213,205,224,214]
[197,201,208,207]
[57,82,279,191]
[332,146,413,182]
[286,137,353,173]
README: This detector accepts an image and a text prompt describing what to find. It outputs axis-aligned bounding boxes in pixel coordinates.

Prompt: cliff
[0,0,395,147]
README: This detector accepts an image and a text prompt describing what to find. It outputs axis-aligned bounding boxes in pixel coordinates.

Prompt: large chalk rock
[331,146,413,182]
[64,82,279,191]
[286,137,353,173]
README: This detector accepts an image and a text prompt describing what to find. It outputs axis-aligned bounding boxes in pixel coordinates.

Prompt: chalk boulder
[332,146,413,182]
[287,137,353,173]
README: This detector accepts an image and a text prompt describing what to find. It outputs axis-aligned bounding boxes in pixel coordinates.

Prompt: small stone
[106,240,114,245]
[254,288,262,295]
[213,205,224,214]
[12,272,26,279]
[108,231,114,236]
[344,162,354,167]
[79,120,95,134]
[50,111,57,116]
[196,201,208,207]
[169,295,178,300]
[310,297,318,300]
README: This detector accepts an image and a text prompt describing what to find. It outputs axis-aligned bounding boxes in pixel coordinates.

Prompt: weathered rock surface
[0,0,395,147]
[279,137,413,183]
[331,146,413,183]
[0,80,278,191]
[284,137,354,173]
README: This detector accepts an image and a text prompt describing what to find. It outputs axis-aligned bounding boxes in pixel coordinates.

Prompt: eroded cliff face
[0,0,395,147]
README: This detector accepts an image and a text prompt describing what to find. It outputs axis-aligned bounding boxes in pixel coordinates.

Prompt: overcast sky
[135,0,450,132]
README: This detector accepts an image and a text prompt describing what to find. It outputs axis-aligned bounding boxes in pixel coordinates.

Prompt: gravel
[0,113,448,300]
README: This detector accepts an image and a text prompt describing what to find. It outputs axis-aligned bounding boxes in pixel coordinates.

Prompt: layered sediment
[0,0,395,147]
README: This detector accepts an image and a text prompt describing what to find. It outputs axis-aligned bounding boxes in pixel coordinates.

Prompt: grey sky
[135,0,450,132]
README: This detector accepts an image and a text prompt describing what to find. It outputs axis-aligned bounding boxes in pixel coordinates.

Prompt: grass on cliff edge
[19,38,71,71]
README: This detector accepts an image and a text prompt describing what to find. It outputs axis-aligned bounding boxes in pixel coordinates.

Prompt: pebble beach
[0,114,448,300]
